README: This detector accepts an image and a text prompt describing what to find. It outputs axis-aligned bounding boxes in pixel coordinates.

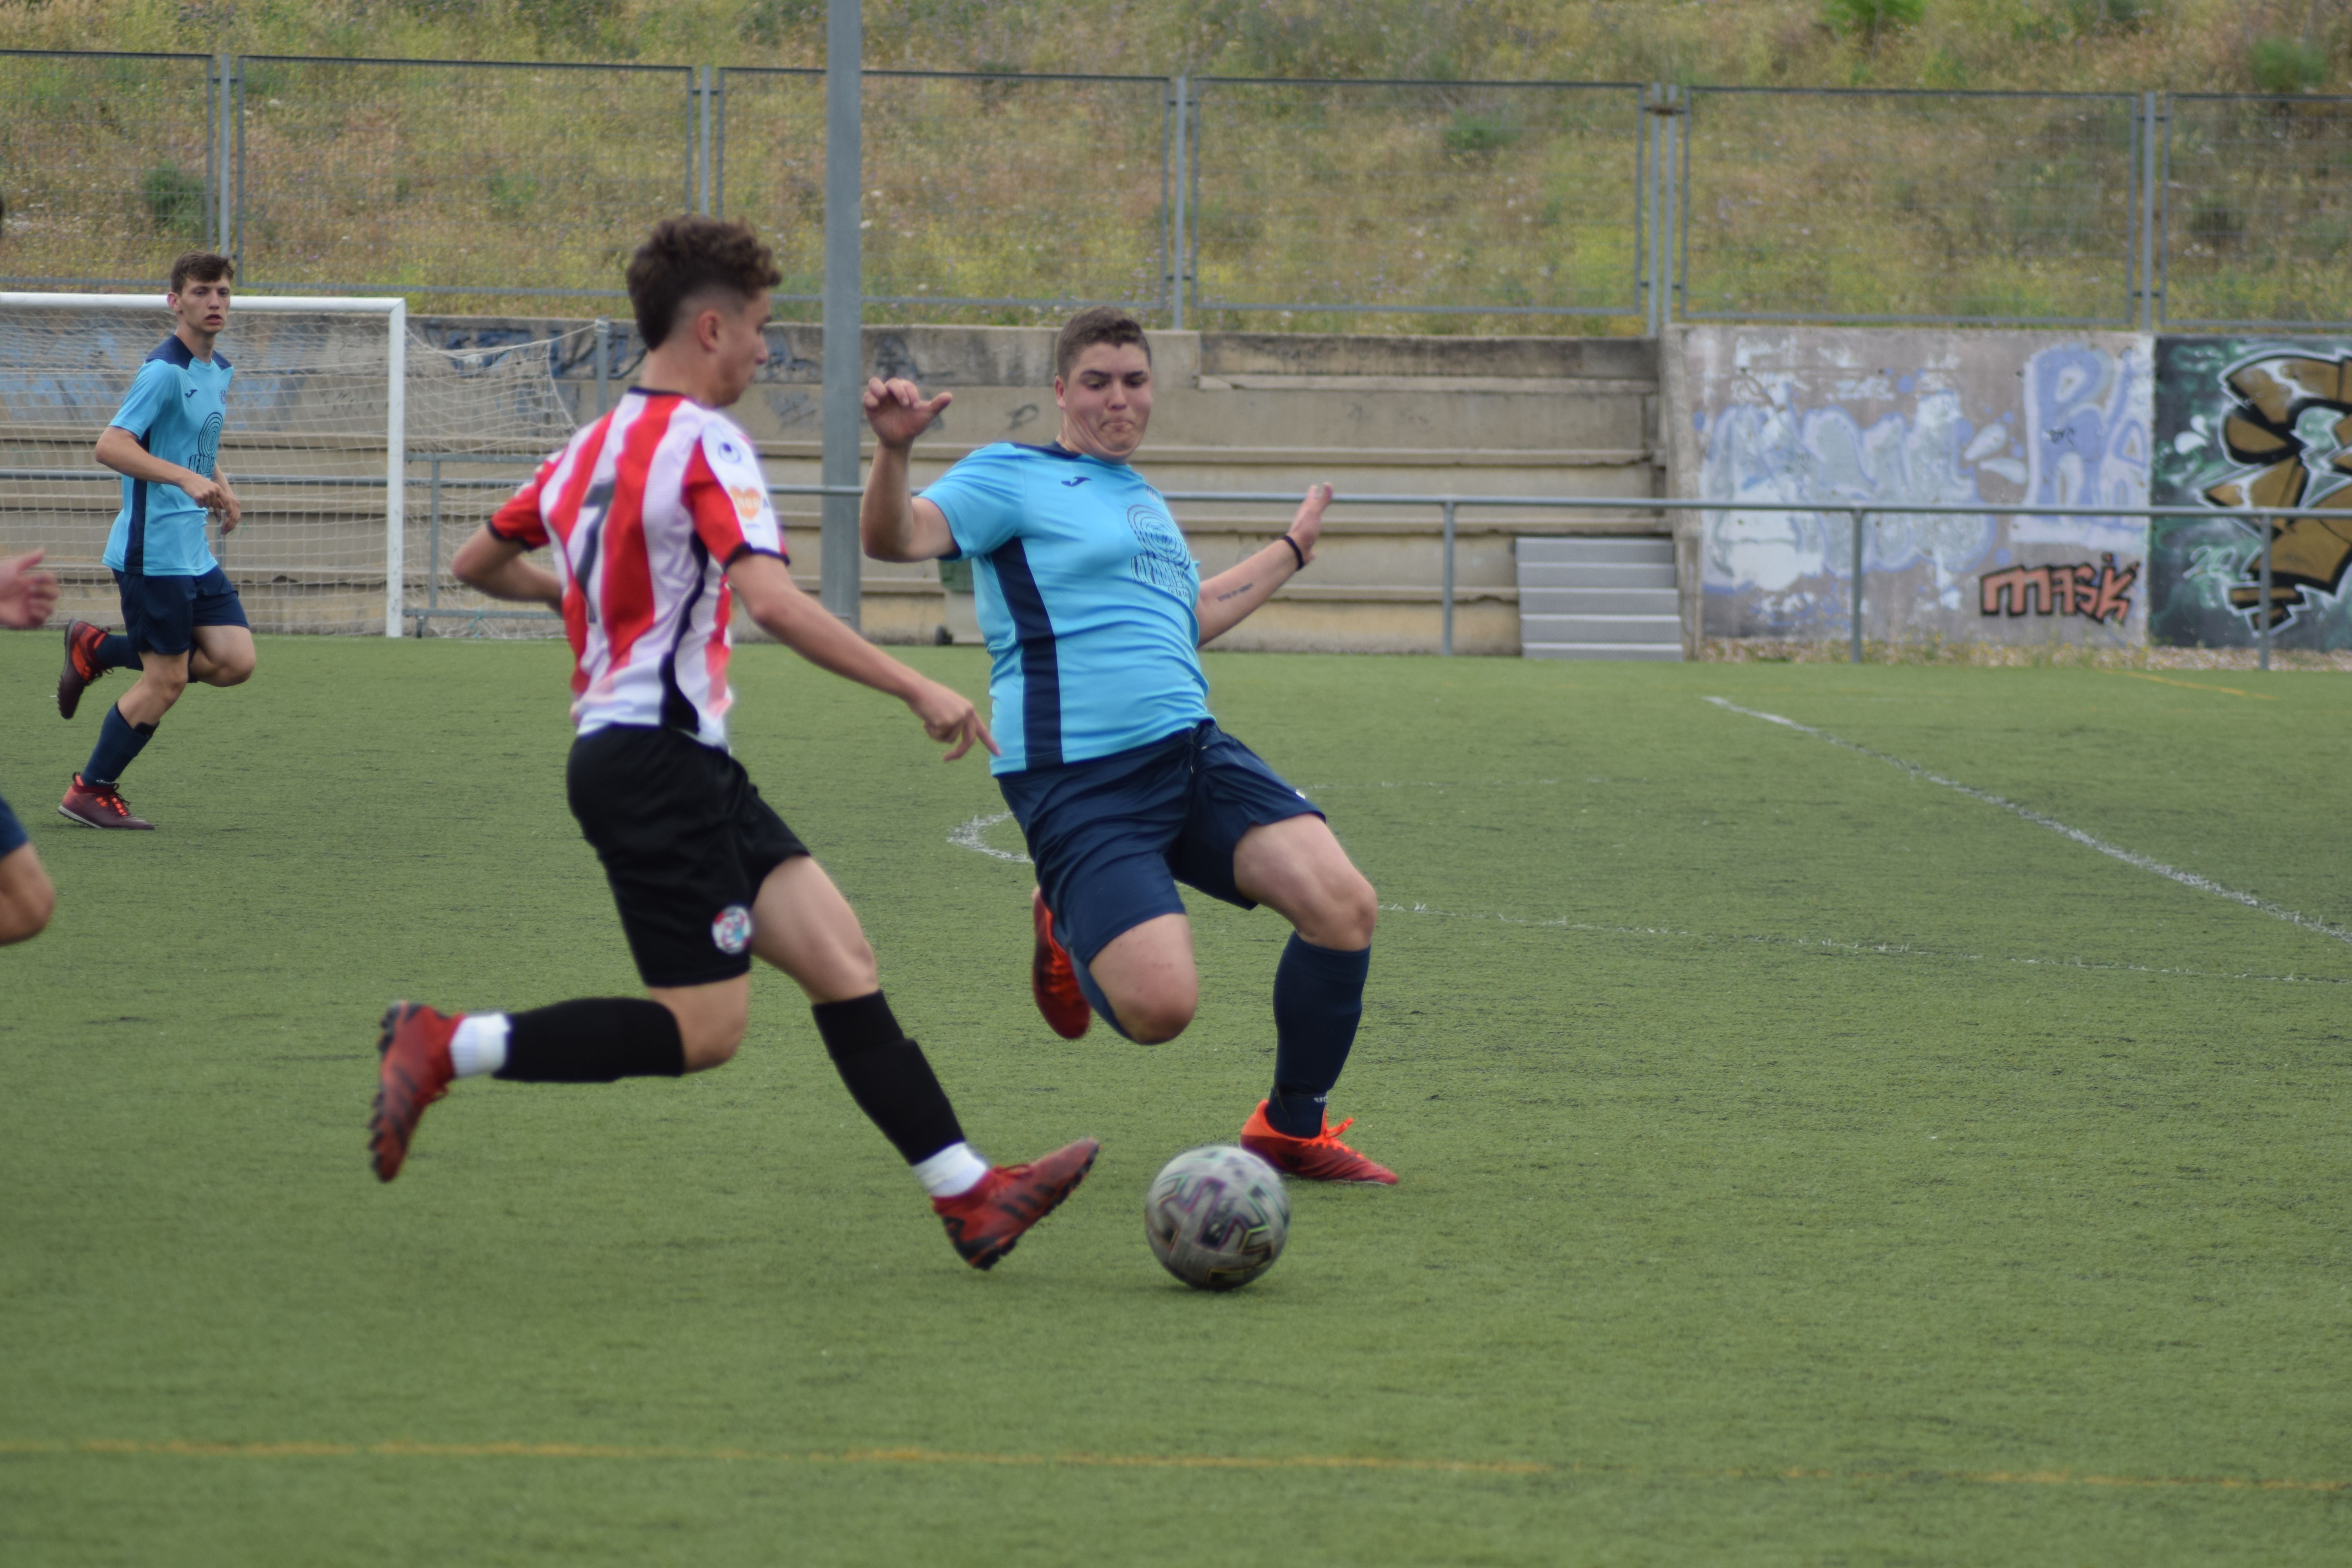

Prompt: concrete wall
[428,318,1665,653]
[2148,336,2352,652]
[1666,327,2156,648]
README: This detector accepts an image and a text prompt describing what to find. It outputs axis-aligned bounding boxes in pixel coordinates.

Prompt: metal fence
[2,48,2349,331]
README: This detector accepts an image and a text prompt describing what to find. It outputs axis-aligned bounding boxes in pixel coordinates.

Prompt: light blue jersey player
[0,546,62,946]
[54,252,259,831]
[862,307,1399,1185]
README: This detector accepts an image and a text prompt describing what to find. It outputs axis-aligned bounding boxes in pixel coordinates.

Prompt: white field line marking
[948,811,1032,865]
[1705,696,2352,948]
[1376,900,2349,986]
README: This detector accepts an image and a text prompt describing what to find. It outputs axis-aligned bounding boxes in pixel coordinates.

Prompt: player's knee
[1115,983,1197,1045]
[0,861,56,947]
[143,671,189,707]
[206,656,254,688]
[673,998,750,1071]
[1331,871,1378,947]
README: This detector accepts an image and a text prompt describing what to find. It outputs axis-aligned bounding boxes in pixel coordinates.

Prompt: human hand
[908,676,999,762]
[863,377,953,450]
[212,477,242,532]
[0,549,61,630]
[1284,483,1332,565]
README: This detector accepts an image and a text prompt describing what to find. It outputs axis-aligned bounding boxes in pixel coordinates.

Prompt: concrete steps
[1517,536,1683,660]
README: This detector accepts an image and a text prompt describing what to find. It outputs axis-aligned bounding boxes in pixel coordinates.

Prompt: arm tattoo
[1214,579,1256,603]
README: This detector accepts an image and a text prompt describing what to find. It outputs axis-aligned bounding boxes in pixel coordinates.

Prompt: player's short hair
[1055,306,1151,382]
[169,252,234,294]
[627,216,782,350]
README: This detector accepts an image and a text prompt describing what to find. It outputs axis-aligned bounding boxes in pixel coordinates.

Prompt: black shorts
[997,720,1322,965]
[567,725,809,988]
[114,566,249,657]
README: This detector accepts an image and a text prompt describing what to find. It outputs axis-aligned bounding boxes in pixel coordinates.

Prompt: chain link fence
[1679,89,2143,326]
[2160,94,2352,330]
[2,49,2349,332]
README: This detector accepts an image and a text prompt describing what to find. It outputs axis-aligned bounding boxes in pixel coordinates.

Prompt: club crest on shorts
[710,904,754,955]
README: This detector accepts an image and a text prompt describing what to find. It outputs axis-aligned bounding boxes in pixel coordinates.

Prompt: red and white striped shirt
[490,390,786,749]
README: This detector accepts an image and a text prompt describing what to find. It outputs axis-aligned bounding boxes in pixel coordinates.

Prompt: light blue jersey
[923,442,1211,774]
[103,335,232,577]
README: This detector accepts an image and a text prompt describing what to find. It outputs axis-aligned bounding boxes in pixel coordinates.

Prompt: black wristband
[1278,534,1307,571]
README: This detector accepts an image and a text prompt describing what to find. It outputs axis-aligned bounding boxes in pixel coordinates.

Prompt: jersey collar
[147,334,228,370]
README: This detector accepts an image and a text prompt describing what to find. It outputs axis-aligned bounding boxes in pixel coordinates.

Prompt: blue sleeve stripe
[126,429,149,575]
[990,538,1062,769]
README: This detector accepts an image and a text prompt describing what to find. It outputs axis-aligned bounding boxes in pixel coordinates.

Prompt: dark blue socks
[83,703,155,787]
[98,634,139,672]
[1267,934,1371,1136]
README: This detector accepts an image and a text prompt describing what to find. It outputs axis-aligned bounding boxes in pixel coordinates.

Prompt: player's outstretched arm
[94,426,232,518]
[859,377,958,563]
[728,553,996,761]
[450,526,565,610]
[0,549,60,630]
[1196,484,1330,646]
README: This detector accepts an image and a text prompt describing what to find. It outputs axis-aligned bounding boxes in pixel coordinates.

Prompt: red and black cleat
[933,1137,1101,1269]
[1030,888,1093,1040]
[57,773,153,830]
[370,1002,458,1183]
[1240,1100,1398,1185]
[57,620,112,721]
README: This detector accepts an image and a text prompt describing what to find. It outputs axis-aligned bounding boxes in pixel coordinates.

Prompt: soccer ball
[1144,1145,1289,1291]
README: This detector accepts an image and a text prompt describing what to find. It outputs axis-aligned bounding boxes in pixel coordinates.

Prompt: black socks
[495,997,686,1082]
[1267,934,1372,1137]
[812,991,964,1165]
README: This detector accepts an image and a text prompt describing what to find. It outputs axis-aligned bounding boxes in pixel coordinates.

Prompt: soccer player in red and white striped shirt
[368,218,1096,1270]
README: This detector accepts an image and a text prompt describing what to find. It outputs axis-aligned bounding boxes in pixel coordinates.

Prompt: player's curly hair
[1055,306,1151,382]
[627,217,783,350]
[169,252,234,294]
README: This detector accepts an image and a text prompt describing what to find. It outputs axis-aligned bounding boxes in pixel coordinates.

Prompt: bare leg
[0,842,56,946]
[114,650,190,728]
[1232,815,1378,949]
[187,623,256,688]
[1080,912,1200,1044]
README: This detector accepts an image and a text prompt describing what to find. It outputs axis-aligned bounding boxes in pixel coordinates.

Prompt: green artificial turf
[1,635,2347,1566]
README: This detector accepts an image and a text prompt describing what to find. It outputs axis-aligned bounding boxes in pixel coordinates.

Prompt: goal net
[0,294,583,638]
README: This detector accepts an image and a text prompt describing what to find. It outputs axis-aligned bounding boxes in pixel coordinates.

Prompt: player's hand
[213,477,242,533]
[0,548,60,630]
[1284,483,1332,566]
[864,377,952,451]
[908,677,999,762]
[182,472,230,517]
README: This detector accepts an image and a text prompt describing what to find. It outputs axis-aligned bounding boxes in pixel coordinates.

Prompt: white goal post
[0,293,410,636]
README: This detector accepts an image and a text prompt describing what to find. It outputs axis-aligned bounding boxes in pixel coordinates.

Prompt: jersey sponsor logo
[183,387,198,399]
[1125,503,1195,597]
[727,483,767,521]
[711,904,754,955]
[1062,476,1090,487]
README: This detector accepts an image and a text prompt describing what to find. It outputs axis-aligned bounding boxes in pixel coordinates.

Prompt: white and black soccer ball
[1144,1145,1289,1291]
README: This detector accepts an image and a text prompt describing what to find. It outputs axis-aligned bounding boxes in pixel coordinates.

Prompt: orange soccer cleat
[933,1137,1101,1269]
[1030,888,1093,1040]
[1240,1101,1397,1185]
[57,620,112,720]
[370,1002,459,1182]
[57,773,152,830]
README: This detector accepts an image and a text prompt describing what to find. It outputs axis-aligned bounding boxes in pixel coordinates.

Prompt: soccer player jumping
[370,218,1097,1269]
[56,251,256,830]
[861,307,1394,1185]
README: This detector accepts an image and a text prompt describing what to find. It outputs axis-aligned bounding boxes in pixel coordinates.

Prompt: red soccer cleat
[58,620,112,720]
[933,1136,1101,1269]
[1241,1101,1398,1185]
[57,773,153,830]
[371,1002,459,1183]
[1030,888,1092,1040]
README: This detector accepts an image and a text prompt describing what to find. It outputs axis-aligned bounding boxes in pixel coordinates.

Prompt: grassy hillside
[1,0,2347,93]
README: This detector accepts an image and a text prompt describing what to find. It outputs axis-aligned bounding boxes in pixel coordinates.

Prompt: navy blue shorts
[998,720,1322,965]
[115,566,249,657]
[0,787,25,860]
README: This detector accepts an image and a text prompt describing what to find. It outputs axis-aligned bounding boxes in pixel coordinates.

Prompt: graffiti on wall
[2149,338,2352,650]
[1978,555,2138,620]
[1681,329,2152,644]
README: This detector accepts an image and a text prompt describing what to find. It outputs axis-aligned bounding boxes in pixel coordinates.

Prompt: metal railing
[5,49,2348,330]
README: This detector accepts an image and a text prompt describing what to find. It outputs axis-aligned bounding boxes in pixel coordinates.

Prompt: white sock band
[912,1141,990,1200]
[448,1013,510,1079]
